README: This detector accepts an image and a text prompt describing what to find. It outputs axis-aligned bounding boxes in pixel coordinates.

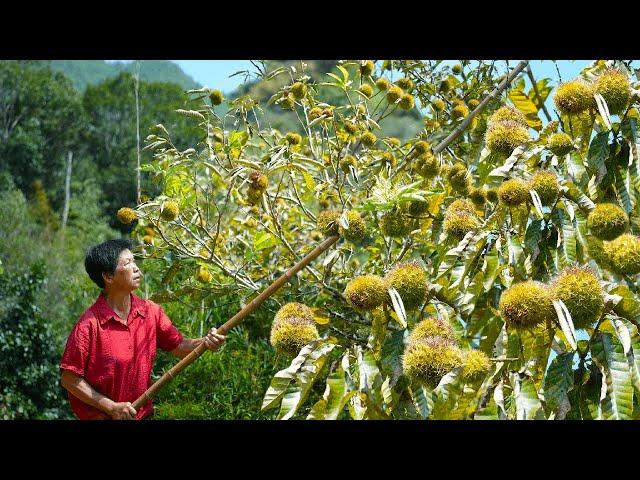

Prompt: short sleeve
[60,321,91,377]
[156,306,184,352]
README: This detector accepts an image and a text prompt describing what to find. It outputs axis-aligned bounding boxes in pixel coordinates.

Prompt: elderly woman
[60,239,225,420]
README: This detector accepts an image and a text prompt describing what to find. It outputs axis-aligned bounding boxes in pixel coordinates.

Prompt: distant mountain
[43,60,200,91]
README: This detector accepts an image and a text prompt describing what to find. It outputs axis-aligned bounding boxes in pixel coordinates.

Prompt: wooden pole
[132,234,340,411]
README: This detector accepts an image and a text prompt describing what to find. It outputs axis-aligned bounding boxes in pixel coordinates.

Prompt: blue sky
[108,60,602,96]
[173,60,596,94]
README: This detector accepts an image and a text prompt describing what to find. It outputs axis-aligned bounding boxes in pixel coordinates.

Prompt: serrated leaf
[493,378,507,419]
[591,332,634,420]
[488,145,527,178]
[474,400,499,420]
[337,65,350,83]
[520,325,554,390]
[587,131,609,183]
[543,352,575,414]
[410,383,435,419]
[175,109,206,121]
[524,219,543,262]
[513,374,543,420]
[431,367,467,418]
[611,315,632,355]
[253,231,278,250]
[508,88,542,130]
[322,248,340,267]
[482,245,500,292]
[307,363,354,420]
[358,348,381,393]
[553,299,577,351]
[326,72,343,85]
[616,166,633,213]
[388,287,407,328]
[620,319,640,395]
[277,341,337,419]
[262,342,317,411]
[594,93,612,130]
[529,189,545,219]
[610,284,640,322]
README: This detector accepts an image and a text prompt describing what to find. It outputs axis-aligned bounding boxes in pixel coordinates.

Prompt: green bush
[0,262,72,419]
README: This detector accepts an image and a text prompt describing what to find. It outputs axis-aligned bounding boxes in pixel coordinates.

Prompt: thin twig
[526,64,553,122]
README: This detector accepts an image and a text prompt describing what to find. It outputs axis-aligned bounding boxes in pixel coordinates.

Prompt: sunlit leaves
[591,332,634,420]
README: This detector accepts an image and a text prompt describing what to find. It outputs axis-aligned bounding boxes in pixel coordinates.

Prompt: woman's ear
[102,271,113,286]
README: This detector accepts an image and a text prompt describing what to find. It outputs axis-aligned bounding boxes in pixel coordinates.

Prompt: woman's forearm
[170,337,204,359]
[60,370,114,416]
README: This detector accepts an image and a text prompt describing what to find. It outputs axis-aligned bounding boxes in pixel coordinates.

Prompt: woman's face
[104,249,142,292]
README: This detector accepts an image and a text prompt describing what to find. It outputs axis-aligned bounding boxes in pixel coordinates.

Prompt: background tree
[0,61,85,210]
[82,73,202,231]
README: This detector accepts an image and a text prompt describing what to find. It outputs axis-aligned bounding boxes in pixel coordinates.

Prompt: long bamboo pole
[132,235,340,410]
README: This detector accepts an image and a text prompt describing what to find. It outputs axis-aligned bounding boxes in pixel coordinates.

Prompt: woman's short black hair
[85,239,134,288]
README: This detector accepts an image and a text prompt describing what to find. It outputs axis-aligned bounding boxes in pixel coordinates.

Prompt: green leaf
[410,383,434,419]
[482,244,500,292]
[520,325,554,390]
[524,219,543,263]
[488,145,527,178]
[277,341,337,419]
[262,342,317,411]
[512,374,543,420]
[337,65,350,84]
[358,348,381,394]
[616,166,633,213]
[529,189,545,219]
[367,309,389,361]
[301,171,315,195]
[593,93,612,130]
[528,78,553,110]
[617,319,640,395]
[566,151,588,184]
[474,400,499,420]
[567,363,602,420]
[432,367,467,418]
[508,88,542,130]
[253,231,278,250]
[388,287,407,328]
[307,363,354,420]
[611,284,640,322]
[591,332,634,420]
[228,130,249,149]
[543,352,575,414]
[553,299,577,351]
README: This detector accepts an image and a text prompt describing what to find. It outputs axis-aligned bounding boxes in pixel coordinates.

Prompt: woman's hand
[109,401,137,420]
[203,327,226,351]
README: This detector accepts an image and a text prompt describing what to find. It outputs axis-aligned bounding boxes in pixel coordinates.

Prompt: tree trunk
[135,61,141,205]
[61,150,73,230]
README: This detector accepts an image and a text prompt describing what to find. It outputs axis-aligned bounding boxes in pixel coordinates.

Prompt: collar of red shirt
[93,292,147,325]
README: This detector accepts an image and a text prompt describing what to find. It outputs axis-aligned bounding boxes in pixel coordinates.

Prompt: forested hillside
[44,60,200,91]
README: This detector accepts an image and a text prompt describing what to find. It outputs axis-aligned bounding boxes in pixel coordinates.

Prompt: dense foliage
[127,59,640,420]
[0,261,69,419]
